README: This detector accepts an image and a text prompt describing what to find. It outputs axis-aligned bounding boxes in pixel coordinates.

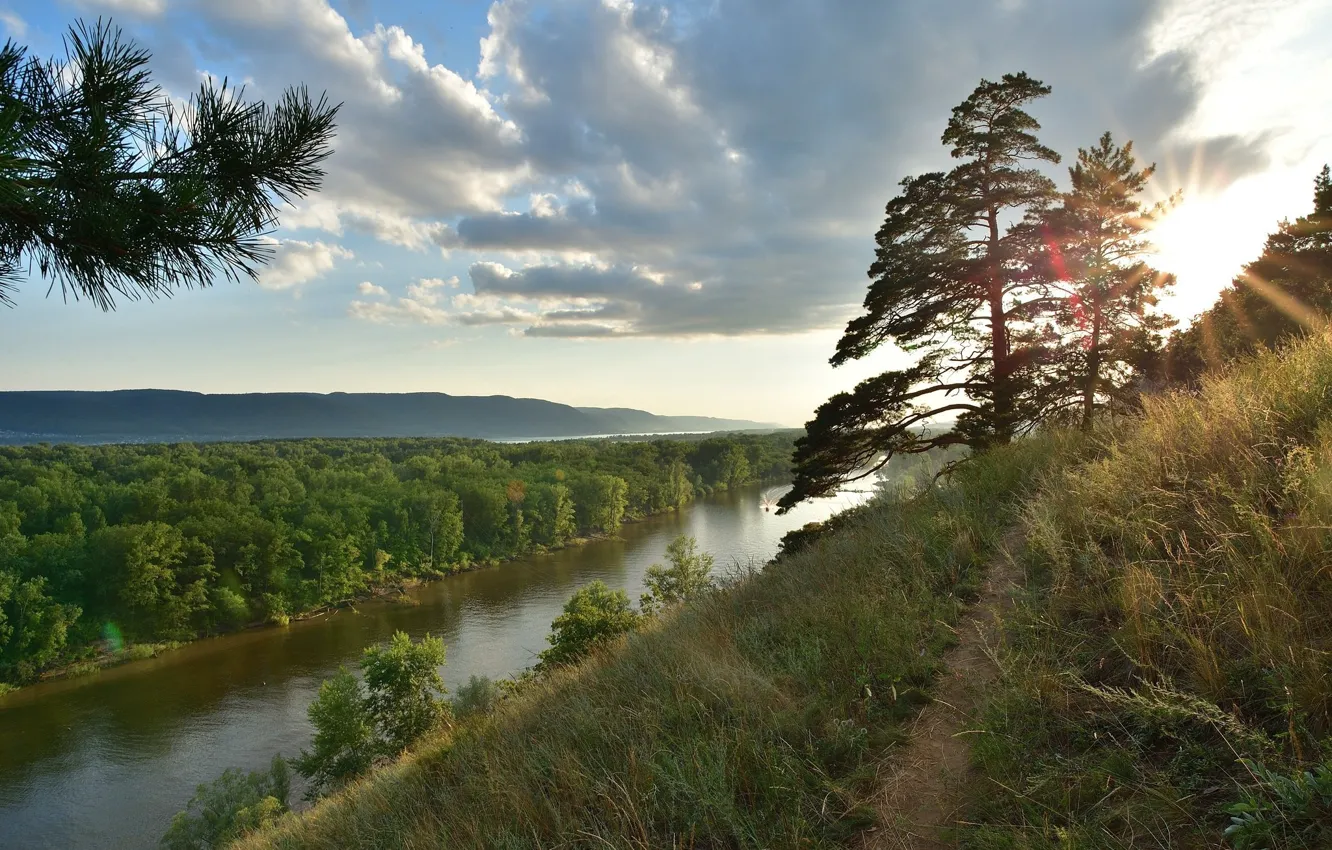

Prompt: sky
[1,0,1330,426]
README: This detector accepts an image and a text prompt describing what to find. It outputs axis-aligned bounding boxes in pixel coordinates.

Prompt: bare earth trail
[857,531,1022,850]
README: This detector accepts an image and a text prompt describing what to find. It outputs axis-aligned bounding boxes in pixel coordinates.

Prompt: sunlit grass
[964,331,1332,849]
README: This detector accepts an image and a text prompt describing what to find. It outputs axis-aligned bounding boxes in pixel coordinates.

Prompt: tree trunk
[987,207,1011,443]
[1082,302,1102,431]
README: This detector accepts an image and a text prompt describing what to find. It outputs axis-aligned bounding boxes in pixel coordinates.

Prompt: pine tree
[1034,133,1176,429]
[0,20,340,308]
[780,73,1058,511]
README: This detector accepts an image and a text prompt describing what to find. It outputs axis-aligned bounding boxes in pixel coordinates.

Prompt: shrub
[451,675,499,718]
[639,535,714,614]
[161,755,291,850]
[293,668,376,797]
[361,631,448,753]
[1225,758,1332,849]
[538,580,640,668]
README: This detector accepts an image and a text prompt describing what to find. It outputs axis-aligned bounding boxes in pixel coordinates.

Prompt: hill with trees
[0,390,782,445]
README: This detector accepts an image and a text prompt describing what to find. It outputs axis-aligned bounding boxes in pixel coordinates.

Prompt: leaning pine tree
[0,20,340,308]
[780,72,1059,511]
[1032,132,1176,429]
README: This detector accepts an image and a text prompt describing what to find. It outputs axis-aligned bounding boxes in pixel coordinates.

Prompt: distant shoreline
[0,427,795,448]
[0,388,789,447]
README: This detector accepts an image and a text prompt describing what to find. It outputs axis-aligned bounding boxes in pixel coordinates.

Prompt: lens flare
[102,622,124,653]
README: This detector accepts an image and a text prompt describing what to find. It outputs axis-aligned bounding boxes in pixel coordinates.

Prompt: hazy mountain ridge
[0,390,782,445]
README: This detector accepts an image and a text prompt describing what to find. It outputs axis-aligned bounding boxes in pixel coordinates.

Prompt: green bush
[161,755,291,850]
[1225,759,1332,850]
[639,535,714,614]
[451,675,500,718]
[538,580,641,668]
[295,631,449,796]
[293,668,376,797]
[361,631,448,753]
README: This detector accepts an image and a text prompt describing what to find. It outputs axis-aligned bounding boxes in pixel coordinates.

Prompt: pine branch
[0,20,341,310]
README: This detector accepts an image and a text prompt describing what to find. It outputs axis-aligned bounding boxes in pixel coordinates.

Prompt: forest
[0,431,795,686]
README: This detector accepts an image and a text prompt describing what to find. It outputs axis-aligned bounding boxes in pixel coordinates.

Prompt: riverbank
[0,431,799,694]
[6,504,731,696]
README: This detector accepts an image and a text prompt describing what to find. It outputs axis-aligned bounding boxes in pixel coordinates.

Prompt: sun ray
[1237,270,1323,330]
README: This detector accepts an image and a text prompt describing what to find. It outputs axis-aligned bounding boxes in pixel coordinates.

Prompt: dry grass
[965,332,1332,849]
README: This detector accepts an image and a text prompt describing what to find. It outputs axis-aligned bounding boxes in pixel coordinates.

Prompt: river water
[0,484,867,849]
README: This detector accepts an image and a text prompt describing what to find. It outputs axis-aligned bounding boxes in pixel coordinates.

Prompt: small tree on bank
[780,72,1060,511]
[0,20,339,308]
[539,580,640,668]
[294,631,447,796]
[361,631,448,753]
[293,667,376,798]
[640,535,714,614]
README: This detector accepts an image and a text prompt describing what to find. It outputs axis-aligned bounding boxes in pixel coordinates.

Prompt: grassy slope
[964,332,1332,849]
[240,437,1067,849]
[245,334,1332,849]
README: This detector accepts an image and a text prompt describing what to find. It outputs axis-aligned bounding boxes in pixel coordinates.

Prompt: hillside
[0,390,781,445]
[234,333,1332,849]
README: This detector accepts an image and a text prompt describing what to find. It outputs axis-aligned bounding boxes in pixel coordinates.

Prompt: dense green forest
[0,432,795,685]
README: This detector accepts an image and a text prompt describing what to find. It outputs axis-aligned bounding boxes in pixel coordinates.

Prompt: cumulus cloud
[348,297,451,325]
[405,276,459,305]
[357,281,388,297]
[79,0,1316,336]
[257,240,354,290]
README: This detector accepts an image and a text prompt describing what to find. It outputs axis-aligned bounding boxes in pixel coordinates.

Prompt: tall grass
[240,435,1070,849]
[964,332,1332,849]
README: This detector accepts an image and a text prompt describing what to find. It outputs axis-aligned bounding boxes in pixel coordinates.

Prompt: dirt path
[856,531,1021,849]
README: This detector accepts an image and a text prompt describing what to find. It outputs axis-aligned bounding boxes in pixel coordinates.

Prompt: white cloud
[105,0,1329,335]
[69,0,165,15]
[0,10,26,37]
[356,281,388,297]
[404,276,459,305]
[349,297,451,325]
[257,240,353,290]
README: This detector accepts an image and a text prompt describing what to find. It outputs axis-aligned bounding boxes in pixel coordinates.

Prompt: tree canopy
[781,72,1061,510]
[1032,132,1176,428]
[0,20,339,308]
[0,432,792,684]
[781,75,1182,511]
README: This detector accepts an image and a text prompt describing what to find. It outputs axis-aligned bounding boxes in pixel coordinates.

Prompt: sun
[1148,168,1312,323]
[1149,198,1249,317]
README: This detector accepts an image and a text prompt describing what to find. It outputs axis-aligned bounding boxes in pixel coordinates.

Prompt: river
[0,484,868,849]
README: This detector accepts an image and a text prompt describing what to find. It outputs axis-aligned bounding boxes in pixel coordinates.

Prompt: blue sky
[2,0,1329,425]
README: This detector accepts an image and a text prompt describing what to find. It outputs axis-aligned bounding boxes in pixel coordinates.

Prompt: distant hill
[0,390,784,445]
